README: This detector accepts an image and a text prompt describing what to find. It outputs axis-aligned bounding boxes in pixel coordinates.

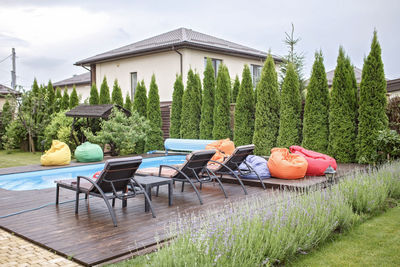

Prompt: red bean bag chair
[289,145,337,176]
[267,148,308,179]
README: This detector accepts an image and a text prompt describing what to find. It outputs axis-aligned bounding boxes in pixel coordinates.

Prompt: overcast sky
[0,0,399,90]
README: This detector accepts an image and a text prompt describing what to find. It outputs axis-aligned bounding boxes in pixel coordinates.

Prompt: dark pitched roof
[53,72,91,87]
[0,84,21,97]
[76,28,282,65]
[387,78,400,93]
[65,104,130,119]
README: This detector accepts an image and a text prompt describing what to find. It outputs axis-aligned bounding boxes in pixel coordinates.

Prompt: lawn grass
[0,150,42,168]
[289,205,400,267]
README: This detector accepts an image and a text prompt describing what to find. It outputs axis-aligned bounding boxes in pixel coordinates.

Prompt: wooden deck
[0,163,365,266]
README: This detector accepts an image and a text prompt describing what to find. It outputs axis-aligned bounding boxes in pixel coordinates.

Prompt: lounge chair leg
[200,182,203,190]
[215,178,228,198]
[56,185,59,205]
[75,192,79,214]
[156,185,159,197]
[181,182,185,192]
[143,190,156,218]
[230,173,248,195]
[112,199,115,207]
[85,193,88,199]
[103,198,118,227]
[185,179,203,205]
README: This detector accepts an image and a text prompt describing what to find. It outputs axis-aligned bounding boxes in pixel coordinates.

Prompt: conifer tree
[61,87,70,110]
[124,92,132,111]
[0,99,13,148]
[89,83,99,105]
[302,51,330,153]
[180,69,201,138]
[99,76,111,104]
[133,80,147,117]
[213,64,232,139]
[145,75,164,151]
[231,75,240,103]
[357,31,388,163]
[277,63,301,147]
[32,78,40,97]
[195,72,202,106]
[54,87,62,113]
[253,54,280,155]
[234,65,254,146]
[200,59,215,139]
[46,80,55,114]
[111,79,123,106]
[328,47,357,162]
[69,85,79,109]
[169,75,184,138]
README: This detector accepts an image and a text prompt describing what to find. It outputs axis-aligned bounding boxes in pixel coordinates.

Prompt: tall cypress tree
[328,47,357,162]
[124,92,132,111]
[112,79,123,106]
[169,75,184,138]
[69,85,79,109]
[195,72,202,106]
[54,87,62,113]
[180,69,201,138]
[277,63,301,147]
[89,83,99,105]
[32,78,40,97]
[234,65,254,146]
[61,87,70,110]
[99,76,110,104]
[253,54,280,155]
[145,75,164,151]
[302,51,330,153]
[46,80,55,114]
[200,58,215,139]
[213,64,232,139]
[231,75,240,103]
[133,80,147,117]
[357,31,388,163]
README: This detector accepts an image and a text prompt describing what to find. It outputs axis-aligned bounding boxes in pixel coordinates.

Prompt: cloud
[22,56,66,69]
[0,33,29,47]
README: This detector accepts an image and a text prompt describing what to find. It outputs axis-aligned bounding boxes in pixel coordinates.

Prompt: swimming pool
[0,155,186,191]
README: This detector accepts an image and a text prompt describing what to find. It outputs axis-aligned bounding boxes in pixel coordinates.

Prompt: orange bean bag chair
[289,145,337,176]
[267,148,308,179]
[205,138,235,162]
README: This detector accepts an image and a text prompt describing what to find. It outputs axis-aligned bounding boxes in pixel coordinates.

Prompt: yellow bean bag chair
[41,140,71,166]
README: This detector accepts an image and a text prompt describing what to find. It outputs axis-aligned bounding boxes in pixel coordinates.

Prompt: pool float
[289,145,337,176]
[93,171,101,179]
[267,148,308,179]
[75,142,104,162]
[40,140,71,166]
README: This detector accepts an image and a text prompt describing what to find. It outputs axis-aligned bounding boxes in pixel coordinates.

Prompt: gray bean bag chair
[238,155,271,179]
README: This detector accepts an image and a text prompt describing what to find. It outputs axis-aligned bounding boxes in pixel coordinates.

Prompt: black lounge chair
[136,150,226,205]
[207,144,265,192]
[55,156,155,227]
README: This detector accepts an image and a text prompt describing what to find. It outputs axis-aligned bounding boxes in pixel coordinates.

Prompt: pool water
[0,155,186,191]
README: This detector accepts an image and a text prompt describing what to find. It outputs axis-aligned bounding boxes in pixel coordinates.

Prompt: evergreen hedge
[0,99,12,149]
[253,54,280,155]
[302,51,330,153]
[234,65,254,146]
[180,69,201,139]
[69,86,79,109]
[200,58,215,139]
[169,75,184,138]
[231,75,240,103]
[46,80,55,114]
[112,79,124,106]
[32,78,40,97]
[277,63,301,148]
[145,75,164,151]
[357,31,388,163]
[133,80,147,117]
[99,77,111,104]
[61,87,69,111]
[55,87,62,113]
[89,83,99,105]
[124,92,132,111]
[213,64,232,139]
[328,47,358,162]
[195,73,202,106]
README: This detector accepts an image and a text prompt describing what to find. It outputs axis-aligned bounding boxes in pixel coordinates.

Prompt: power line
[0,54,11,64]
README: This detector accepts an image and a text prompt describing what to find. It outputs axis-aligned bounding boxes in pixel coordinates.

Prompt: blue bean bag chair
[238,155,271,179]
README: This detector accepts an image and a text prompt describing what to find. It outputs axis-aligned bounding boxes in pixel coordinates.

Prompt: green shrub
[387,96,400,134]
[2,119,27,150]
[133,80,147,117]
[170,75,184,138]
[61,87,69,111]
[44,111,77,150]
[181,69,201,139]
[46,80,55,114]
[69,86,79,109]
[213,64,231,139]
[0,99,13,149]
[231,75,240,103]
[54,87,62,113]
[112,79,124,106]
[89,83,99,105]
[375,129,400,161]
[99,76,111,104]
[145,75,164,151]
[199,58,215,139]
[124,92,132,111]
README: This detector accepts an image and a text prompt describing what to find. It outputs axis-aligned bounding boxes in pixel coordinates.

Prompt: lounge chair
[55,156,155,227]
[136,150,226,205]
[207,144,266,192]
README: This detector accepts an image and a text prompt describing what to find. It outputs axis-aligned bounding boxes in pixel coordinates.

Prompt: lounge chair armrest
[159,164,181,176]
[76,175,104,195]
[208,160,236,174]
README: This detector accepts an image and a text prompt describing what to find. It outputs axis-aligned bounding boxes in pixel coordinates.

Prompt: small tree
[169,75,184,138]
[277,63,301,147]
[253,54,280,155]
[89,83,99,105]
[231,75,240,103]
[234,65,254,146]
[99,76,111,104]
[0,99,13,149]
[213,64,232,139]
[46,80,55,114]
[200,58,215,139]
[145,75,164,151]
[302,51,330,153]
[32,78,40,97]
[357,31,388,163]
[69,85,79,109]
[112,79,124,106]
[54,87,62,113]
[61,87,70,111]
[133,80,147,117]
[180,69,201,138]
[124,92,132,111]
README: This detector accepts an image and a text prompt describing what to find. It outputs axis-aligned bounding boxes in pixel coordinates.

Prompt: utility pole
[11,48,16,89]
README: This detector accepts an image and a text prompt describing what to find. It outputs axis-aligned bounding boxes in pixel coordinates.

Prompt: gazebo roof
[65,104,131,119]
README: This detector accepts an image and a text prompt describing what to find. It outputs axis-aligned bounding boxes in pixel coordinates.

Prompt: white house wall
[60,84,91,103]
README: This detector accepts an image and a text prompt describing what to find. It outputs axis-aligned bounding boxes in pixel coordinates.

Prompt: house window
[250,64,262,88]
[204,57,222,78]
[130,72,137,100]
